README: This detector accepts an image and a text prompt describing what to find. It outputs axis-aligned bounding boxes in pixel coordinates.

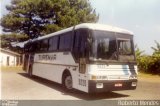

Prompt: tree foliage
[137,55,160,74]
[0,33,28,53]
[135,42,160,74]
[135,44,144,58]
[1,0,99,39]
[0,33,28,48]
[151,40,160,55]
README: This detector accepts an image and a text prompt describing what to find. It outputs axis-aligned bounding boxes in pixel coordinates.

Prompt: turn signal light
[91,75,97,80]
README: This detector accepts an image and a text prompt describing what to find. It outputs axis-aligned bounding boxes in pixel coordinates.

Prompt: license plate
[96,83,103,88]
[115,83,122,87]
[132,82,137,86]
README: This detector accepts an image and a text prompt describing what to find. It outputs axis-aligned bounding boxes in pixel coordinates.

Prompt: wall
[0,52,17,66]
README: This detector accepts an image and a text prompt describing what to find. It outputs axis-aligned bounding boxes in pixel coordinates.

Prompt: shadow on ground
[18,73,129,100]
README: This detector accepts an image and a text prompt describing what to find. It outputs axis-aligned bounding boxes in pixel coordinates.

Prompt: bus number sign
[79,79,86,86]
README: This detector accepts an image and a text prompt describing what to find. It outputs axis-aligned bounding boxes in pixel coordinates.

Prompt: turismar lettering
[39,54,56,61]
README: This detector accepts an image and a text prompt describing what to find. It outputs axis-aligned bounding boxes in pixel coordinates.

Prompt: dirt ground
[1,69,160,100]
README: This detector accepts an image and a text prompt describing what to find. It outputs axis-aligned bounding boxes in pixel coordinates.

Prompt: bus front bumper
[88,79,137,93]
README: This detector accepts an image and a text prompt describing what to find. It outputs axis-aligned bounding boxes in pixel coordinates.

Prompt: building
[0,48,22,66]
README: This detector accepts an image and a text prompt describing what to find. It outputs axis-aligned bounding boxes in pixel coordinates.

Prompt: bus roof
[36,23,133,41]
[75,23,133,35]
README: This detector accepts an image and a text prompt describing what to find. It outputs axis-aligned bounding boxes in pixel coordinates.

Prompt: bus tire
[28,65,33,77]
[63,73,73,90]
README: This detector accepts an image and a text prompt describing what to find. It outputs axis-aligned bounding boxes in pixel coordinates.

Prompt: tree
[135,44,144,58]
[1,0,99,39]
[0,33,28,53]
[0,33,28,48]
[151,40,160,55]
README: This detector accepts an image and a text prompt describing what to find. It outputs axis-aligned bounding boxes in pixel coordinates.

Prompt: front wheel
[64,75,73,90]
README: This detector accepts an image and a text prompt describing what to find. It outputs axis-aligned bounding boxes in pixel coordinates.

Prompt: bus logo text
[38,54,56,61]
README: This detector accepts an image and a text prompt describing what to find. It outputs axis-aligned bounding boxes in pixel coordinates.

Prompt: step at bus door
[23,54,29,71]
[77,58,88,92]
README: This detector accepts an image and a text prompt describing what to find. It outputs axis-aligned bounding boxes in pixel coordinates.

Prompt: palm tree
[135,44,144,58]
[151,40,160,55]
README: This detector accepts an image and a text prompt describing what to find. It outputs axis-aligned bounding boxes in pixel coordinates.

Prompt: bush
[137,54,160,74]
[149,54,160,74]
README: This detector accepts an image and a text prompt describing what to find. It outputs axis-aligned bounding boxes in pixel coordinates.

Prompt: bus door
[23,42,36,73]
[23,54,29,71]
[78,58,88,91]
[23,53,34,72]
[27,53,34,73]
[77,34,88,92]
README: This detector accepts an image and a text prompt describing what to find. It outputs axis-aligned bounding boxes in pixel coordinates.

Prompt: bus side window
[80,35,86,58]
[59,31,73,50]
[36,42,41,52]
[73,31,81,61]
[29,42,36,52]
[73,29,88,61]
[78,29,87,58]
[48,36,59,51]
[40,39,49,52]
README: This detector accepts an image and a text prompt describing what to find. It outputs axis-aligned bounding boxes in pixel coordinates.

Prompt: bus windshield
[90,30,135,62]
[118,39,132,55]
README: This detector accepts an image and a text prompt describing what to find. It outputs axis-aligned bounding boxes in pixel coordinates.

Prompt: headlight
[91,75,108,80]
[129,75,137,79]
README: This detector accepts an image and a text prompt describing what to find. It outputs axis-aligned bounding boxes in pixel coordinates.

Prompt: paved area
[1,70,160,100]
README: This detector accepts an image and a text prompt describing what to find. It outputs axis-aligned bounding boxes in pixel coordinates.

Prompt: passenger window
[40,39,49,52]
[74,29,88,59]
[48,36,58,51]
[59,32,72,50]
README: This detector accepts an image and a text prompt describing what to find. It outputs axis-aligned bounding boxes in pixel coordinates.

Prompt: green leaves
[135,42,160,74]
[1,14,23,32]
[43,24,61,35]
[1,0,99,39]
[135,44,144,58]
[138,55,160,74]
[0,33,28,48]
[151,40,160,55]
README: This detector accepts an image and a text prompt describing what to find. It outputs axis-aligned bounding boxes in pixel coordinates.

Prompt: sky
[1,0,160,54]
[90,0,160,54]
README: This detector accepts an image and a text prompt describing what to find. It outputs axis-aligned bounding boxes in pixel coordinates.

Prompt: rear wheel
[64,75,73,90]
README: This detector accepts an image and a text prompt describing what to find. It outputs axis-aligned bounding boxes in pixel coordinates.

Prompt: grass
[1,66,23,72]
[138,71,160,77]
[138,71,160,81]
